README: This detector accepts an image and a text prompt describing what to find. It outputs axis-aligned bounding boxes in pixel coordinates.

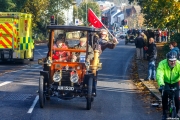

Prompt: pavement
[136,59,161,101]
[136,59,180,118]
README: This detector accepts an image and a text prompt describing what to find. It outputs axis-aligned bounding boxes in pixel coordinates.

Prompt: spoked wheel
[86,77,93,110]
[39,75,45,108]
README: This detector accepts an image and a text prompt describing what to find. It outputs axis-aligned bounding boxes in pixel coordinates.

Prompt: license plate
[58,86,74,91]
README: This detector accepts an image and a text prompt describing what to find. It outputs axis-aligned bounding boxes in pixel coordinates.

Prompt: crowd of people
[131,28,180,119]
[127,29,169,43]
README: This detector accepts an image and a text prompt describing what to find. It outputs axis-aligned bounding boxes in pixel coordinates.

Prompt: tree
[0,0,15,12]
[78,2,101,26]
[128,0,180,30]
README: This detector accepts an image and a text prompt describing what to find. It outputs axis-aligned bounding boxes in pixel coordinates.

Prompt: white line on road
[0,81,12,86]
[27,95,39,113]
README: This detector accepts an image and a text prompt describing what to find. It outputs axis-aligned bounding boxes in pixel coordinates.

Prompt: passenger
[52,39,70,62]
[92,29,118,97]
[94,29,118,55]
[71,37,94,63]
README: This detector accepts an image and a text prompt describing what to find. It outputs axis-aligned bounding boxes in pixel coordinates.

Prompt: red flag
[88,9,103,28]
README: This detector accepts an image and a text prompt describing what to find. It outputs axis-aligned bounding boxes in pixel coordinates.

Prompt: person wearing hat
[156,51,180,120]
[96,29,118,55]
[52,39,70,62]
[71,37,94,62]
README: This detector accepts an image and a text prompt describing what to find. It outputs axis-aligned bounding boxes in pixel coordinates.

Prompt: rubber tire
[171,107,177,118]
[86,77,93,110]
[39,76,45,108]
[46,96,50,100]
[30,49,34,61]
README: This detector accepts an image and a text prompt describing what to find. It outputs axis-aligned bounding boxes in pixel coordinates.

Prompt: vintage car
[38,25,102,110]
[125,34,136,45]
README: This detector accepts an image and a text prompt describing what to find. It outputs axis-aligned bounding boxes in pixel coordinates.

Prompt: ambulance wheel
[30,49,34,61]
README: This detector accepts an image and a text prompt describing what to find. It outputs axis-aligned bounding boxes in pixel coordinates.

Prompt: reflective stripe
[0,23,18,48]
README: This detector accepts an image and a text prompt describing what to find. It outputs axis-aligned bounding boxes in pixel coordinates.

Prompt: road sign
[75,19,79,26]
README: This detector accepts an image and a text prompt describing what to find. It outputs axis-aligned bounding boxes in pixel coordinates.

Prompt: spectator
[169,41,180,60]
[141,32,148,60]
[144,38,157,81]
[135,33,145,59]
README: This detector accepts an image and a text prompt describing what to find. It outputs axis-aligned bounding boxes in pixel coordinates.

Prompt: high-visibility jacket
[156,59,180,87]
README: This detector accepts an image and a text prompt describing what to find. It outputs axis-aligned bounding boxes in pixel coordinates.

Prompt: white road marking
[0,81,12,86]
[27,95,39,113]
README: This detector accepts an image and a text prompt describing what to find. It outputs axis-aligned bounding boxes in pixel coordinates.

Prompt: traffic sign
[75,19,79,26]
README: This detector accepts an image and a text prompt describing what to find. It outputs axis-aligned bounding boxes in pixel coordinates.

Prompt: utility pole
[86,0,87,26]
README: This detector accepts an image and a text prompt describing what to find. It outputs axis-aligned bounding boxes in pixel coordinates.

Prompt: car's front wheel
[39,75,45,108]
[86,77,93,110]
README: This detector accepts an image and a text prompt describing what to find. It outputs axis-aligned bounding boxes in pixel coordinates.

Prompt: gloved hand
[159,85,165,93]
[159,85,165,90]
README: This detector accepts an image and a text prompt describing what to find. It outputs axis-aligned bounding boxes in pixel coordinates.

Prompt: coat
[135,36,145,48]
[156,59,180,87]
[146,43,157,61]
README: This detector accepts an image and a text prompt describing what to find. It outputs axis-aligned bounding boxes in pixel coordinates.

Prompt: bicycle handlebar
[161,87,177,96]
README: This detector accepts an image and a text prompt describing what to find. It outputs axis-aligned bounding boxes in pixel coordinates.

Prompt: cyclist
[156,51,180,120]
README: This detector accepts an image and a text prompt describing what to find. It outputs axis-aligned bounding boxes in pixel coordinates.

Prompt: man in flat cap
[71,37,94,62]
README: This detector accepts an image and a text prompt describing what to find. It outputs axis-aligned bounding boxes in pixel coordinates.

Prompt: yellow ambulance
[0,12,34,62]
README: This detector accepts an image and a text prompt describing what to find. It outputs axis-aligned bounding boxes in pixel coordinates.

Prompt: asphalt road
[0,40,161,120]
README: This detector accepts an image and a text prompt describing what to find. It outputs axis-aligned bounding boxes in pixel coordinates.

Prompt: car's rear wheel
[39,75,45,108]
[86,77,93,110]
[30,49,34,61]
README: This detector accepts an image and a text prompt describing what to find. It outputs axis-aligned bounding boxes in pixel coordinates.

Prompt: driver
[71,37,94,62]
[156,51,180,120]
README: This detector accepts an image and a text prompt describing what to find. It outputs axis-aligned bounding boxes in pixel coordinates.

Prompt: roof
[47,25,100,32]
[133,5,141,14]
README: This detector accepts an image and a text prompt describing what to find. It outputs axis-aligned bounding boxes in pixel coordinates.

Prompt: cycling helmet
[166,51,177,61]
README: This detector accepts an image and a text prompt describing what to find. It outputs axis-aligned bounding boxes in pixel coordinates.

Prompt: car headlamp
[53,71,62,82]
[70,71,79,83]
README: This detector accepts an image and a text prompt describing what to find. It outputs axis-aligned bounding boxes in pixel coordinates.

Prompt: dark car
[125,34,136,45]
[38,25,102,110]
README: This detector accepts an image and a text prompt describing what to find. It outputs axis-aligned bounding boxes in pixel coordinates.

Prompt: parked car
[38,25,102,110]
[115,31,126,39]
[119,33,126,39]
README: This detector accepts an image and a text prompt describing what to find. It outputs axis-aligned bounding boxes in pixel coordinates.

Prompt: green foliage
[0,0,15,11]
[169,33,180,48]
[78,2,100,25]
[128,0,180,30]
[162,33,180,58]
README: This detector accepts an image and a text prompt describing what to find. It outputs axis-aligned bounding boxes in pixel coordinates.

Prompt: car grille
[61,70,71,86]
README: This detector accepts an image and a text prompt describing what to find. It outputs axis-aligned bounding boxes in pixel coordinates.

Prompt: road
[0,40,161,120]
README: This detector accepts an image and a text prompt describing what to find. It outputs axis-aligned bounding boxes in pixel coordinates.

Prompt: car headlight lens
[70,71,79,83]
[53,71,62,82]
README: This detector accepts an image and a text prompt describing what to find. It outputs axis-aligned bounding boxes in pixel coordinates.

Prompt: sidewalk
[136,59,161,101]
[136,58,180,117]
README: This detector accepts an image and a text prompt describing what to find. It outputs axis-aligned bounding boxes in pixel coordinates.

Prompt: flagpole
[89,9,118,43]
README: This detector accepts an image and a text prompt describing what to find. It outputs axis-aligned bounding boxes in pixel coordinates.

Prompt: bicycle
[161,87,178,119]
